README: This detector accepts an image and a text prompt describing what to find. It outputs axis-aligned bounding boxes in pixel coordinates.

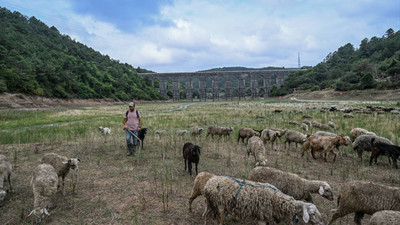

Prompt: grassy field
[0,99,399,225]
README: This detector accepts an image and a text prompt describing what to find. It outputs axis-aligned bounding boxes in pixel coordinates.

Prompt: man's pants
[125,129,139,146]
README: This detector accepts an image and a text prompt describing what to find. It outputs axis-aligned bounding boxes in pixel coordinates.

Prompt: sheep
[155,130,167,136]
[220,127,234,140]
[0,155,12,202]
[284,130,307,151]
[246,136,267,166]
[260,128,286,151]
[206,126,220,139]
[343,113,354,118]
[311,121,322,128]
[301,123,309,132]
[41,153,80,195]
[204,175,325,225]
[289,121,300,126]
[329,180,400,225]
[353,135,393,161]
[303,120,312,127]
[370,138,400,169]
[98,126,111,135]
[315,131,352,157]
[188,172,215,213]
[138,128,147,150]
[319,124,331,131]
[301,135,349,162]
[248,166,333,203]
[28,164,58,219]
[182,143,201,176]
[237,127,259,144]
[349,128,376,142]
[177,129,189,136]
[369,210,400,225]
[191,126,204,138]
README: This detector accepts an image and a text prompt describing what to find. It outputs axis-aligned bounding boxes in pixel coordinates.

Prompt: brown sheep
[237,127,259,144]
[301,135,349,162]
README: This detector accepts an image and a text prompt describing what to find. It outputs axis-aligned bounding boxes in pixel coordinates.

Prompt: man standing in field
[123,102,142,156]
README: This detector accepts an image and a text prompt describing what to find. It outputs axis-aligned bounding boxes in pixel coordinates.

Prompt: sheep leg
[8,173,12,191]
[332,151,337,163]
[185,159,187,171]
[354,212,364,225]
[62,176,66,195]
[311,148,317,160]
[217,205,225,225]
[195,163,198,175]
[189,162,192,175]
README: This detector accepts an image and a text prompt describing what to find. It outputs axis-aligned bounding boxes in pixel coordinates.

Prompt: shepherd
[123,102,142,156]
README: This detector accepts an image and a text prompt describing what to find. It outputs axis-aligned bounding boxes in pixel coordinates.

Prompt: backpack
[125,110,140,122]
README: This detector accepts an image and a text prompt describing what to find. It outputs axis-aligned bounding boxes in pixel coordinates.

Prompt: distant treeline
[270,29,400,96]
[0,7,163,100]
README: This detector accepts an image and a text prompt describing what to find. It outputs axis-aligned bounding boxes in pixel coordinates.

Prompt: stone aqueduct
[140,70,299,101]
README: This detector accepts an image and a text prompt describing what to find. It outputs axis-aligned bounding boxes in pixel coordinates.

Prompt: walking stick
[124,128,141,141]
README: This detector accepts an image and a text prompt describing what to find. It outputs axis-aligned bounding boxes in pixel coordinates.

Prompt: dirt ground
[1,89,399,110]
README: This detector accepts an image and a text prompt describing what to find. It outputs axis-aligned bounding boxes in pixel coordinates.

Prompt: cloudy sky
[1,0,399,72]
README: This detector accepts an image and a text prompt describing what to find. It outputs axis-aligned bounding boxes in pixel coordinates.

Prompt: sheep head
[63,158,80,171]
[296,202,324,225]
[193,145,201,156]
[318,183,334,201]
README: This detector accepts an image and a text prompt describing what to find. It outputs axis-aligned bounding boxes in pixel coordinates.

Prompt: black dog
[138,128,147,150]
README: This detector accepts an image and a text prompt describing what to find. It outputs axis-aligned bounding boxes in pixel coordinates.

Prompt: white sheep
[0,155,12,202]
[191,126,204,137]
[329,180,400,225]
[204,175,324,225]
[260,129,286,151]
[155,130,167,136]
[28,164,58,219]
[349,128,376,142]
[247,136,267,166]
[328,120,336,129]
[248,166,334,203]
[98,126,111,135]
[177,129,189,136]
[188,171,215,213]
[301,123,309,132]
[41,153,80,195]
[369,210,400,225]
[284,130,307,151]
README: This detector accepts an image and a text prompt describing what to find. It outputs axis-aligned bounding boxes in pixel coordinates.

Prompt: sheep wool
[353,135,393,160]
[349,128,376,142]
[188,172,215,212]
[0,155,12,202]
[284,130,307,150]
[369,210,400,225]
[204,176,324,225]
[329,180,400,225]
[248,167,333,202]
[30,164,58,217]
[247,136,267,166]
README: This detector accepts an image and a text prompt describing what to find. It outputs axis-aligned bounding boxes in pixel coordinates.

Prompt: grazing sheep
[311,121,322,128]
[343,113,354,118]
[301,135,349,162]
[98,126,111,135]
[204,175,324,225]
[177,129,189,136]
[206,126,220,139]
[349,128,376,142]
[237,127,259,144]
[247,136,267,166]
[0,155,12,202]
[303,115,313,119]
[29,164,58,219]
[155,130,167,136]
[182,143,201,176]
[301,123,309,132]
[289,121,300,126]
[329,180,400,225]
[188,172,215,213]
[191,126,204,138]
[353,135,393,161]
[248,167,333,203]
[319,124,331,131]
[138,128,147,150]
[284,130,307,151]
[370,138,400,169]
[220,127,234,140]
[260,129,286,151]
[303,120,312,127]
[328,119,336,129]
[369,210,400,225]
[41,153,80,195]
[315,131,352,155]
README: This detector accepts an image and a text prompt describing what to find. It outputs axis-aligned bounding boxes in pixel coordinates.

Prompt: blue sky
[1,0,399,72]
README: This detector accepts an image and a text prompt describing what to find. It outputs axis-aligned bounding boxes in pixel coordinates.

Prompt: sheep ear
[319,186,324,195]
[302,206,310,223]
[77,158,81,162]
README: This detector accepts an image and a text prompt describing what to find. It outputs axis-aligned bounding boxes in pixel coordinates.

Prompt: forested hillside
[0,7,163,100]
[271,29,400,96]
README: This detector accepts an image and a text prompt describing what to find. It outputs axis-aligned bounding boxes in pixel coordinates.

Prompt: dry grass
[0,100,399,225]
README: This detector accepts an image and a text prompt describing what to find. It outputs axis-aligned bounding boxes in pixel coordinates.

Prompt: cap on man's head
[129,102,135,107]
